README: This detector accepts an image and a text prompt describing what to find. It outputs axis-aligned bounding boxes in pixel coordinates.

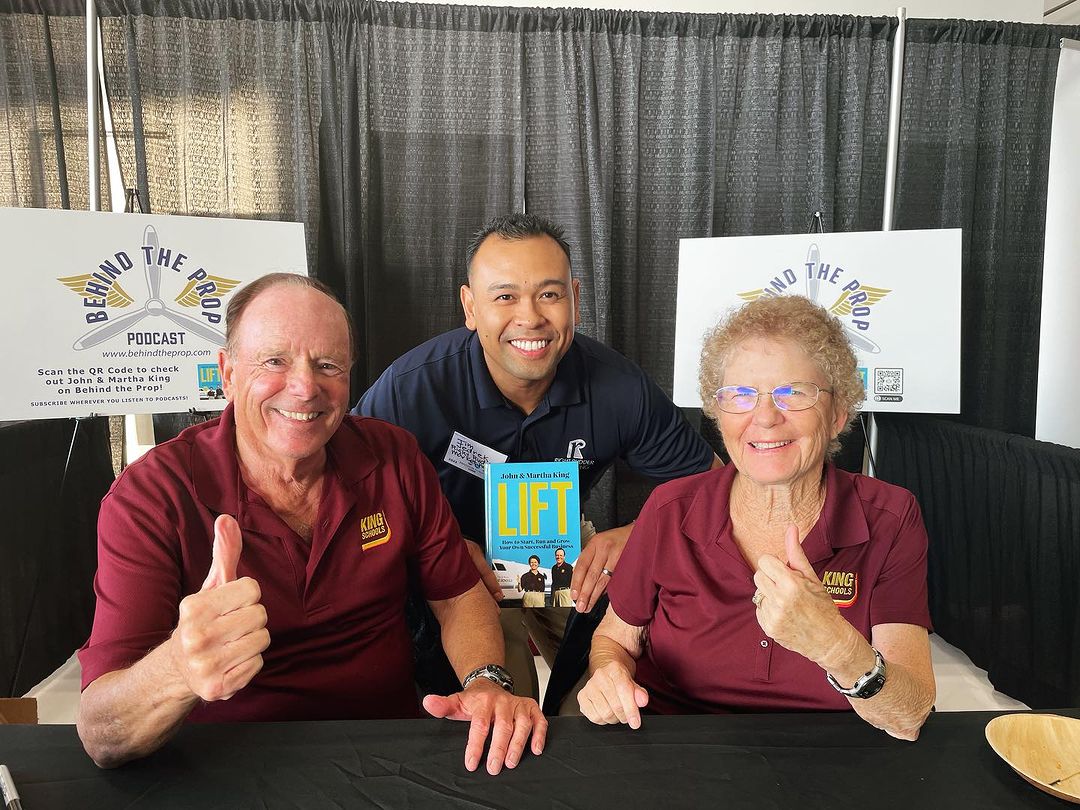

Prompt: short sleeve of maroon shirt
[78,409,479,722]
[608,463,931,714]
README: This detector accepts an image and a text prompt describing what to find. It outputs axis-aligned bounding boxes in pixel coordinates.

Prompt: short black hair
[528,554,541,564]
[465,212,572,278]
[554,547,565,555]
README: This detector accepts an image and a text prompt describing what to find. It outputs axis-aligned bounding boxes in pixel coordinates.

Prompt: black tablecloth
[0,711,1072,809]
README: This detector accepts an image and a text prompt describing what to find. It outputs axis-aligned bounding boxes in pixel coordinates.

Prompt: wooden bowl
[986,713,1080,803]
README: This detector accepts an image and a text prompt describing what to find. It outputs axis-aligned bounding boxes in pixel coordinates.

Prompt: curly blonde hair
[698,295,865,459]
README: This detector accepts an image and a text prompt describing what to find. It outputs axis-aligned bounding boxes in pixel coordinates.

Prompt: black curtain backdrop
[895,21,1079,436]
[0,0,111,208]
[5,5,1078,434]
[95,0,525,394]
[0,0,116,695]
[877,414,1080,709]
[5,0,1080,694]
[524,13,893,364]
[79,3,1079,441]
[317,2,526,391]
[523,12,892,519]
[0,418,114,697]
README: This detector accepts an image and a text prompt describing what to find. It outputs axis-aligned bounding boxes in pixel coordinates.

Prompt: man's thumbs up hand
[170,515,270,702]
[201,514,243,590]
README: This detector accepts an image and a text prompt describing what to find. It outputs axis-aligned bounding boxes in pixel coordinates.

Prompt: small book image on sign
[485,461,581,608]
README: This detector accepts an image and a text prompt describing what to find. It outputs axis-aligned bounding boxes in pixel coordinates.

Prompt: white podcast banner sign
[1,208,307,421]
[1035,39,1080,449]
[673,229,962,414]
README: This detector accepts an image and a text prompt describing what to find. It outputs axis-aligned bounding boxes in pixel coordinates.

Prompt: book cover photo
[485,461,582,608]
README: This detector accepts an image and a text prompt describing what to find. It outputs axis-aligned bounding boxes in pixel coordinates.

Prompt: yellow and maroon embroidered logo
[359,511,392,550]
[822,570,858,607]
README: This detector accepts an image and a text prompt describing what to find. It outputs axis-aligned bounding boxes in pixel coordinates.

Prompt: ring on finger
[751,590,764,607]
[601,567,615,577]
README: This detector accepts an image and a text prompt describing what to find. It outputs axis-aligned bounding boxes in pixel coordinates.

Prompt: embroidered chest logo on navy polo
[359,511,392,550]
[822,570,858,608]
[555,438,594,468]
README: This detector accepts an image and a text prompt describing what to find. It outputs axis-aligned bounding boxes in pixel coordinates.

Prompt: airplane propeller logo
[56,276,136,309]
[59,225,236,351]
[737,243,890,354]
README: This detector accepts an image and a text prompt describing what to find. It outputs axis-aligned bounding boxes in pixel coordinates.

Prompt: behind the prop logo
[822,570,858,608]
[57,225,239,351]
[738,244,891,350]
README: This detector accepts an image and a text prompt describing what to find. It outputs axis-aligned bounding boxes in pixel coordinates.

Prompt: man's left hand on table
[422,680,547,775]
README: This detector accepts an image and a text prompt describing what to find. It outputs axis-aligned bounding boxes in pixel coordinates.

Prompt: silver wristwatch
[462,663,514,693]
[826,647,887,699]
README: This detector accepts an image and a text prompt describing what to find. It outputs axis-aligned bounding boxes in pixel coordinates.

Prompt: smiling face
[718,337,846,490]
[529,557,540,572]
[460,234,580,410]
[555,549,565,565]
[220,283,352,470]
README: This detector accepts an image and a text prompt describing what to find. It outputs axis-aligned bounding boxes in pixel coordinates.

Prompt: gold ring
[752,591,764,607]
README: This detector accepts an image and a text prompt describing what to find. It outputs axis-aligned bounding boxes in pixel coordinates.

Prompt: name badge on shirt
[444,431,508,479]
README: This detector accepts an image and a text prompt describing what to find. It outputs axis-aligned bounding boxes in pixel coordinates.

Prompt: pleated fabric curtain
[0,418,114,697]
[8,0,1080,700]
[0,0,115,696]
[0,0,105,209]
[893,20,1080,437]
[10,4,1080,434]
[96,0,525,393]
[525,14,893,372]
[96,0,324,242]
[316,2,525,388]
[524,13,893,518]
[95,0,329,440]
[877,415,1080,708]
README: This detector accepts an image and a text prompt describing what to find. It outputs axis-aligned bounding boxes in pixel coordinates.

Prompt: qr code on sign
[874,368,903,395]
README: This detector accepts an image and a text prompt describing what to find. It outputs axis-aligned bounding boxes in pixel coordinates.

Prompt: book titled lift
[484,461,581,607]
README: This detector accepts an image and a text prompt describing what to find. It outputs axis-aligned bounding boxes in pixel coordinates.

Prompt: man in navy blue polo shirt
[354,213,720,705]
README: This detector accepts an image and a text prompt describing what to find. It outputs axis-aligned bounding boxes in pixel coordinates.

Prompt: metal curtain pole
[883,7,907,234]
[865,5,907,478]
[86,4,157,457]
[21,0,101,675]
[86,0,100,211]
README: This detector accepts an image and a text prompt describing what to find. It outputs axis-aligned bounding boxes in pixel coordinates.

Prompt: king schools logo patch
[359,511,391,550]
[822,570,858,608]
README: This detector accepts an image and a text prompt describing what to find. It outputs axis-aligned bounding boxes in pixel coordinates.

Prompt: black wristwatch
[826,647,887,699]
[462,664,514,693]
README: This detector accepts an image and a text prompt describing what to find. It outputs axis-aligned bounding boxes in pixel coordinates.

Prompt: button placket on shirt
[754,636,774,681]
[299,518,335,619]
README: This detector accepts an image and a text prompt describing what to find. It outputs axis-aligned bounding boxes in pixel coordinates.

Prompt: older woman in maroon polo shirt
[578,295,935,740]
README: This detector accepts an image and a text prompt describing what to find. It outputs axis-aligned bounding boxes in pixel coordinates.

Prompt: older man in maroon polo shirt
[76,273,546,775]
